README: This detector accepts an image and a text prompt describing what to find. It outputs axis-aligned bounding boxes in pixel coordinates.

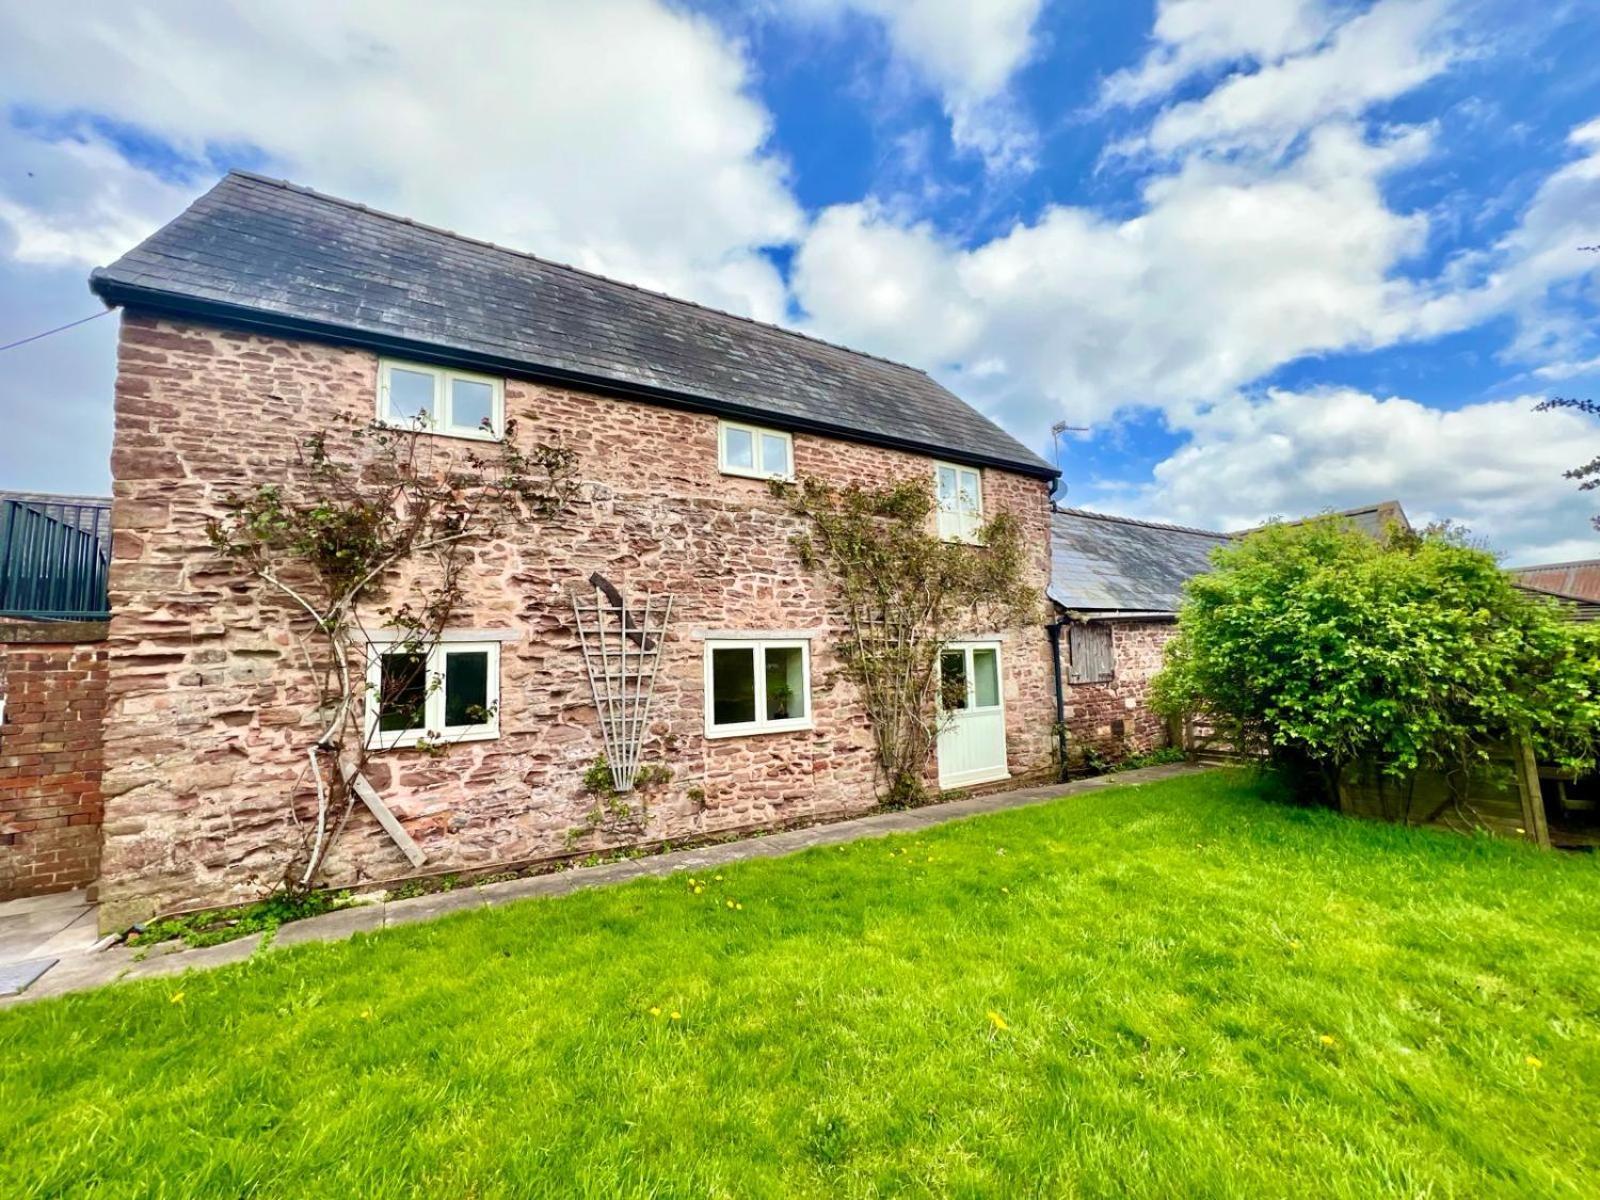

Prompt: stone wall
[0,620,109,899]
[1060,619,1177,763]
[98,313,1057,926]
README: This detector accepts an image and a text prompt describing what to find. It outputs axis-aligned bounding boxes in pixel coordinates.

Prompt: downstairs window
[366,639,501,749]
[704,638,811,737]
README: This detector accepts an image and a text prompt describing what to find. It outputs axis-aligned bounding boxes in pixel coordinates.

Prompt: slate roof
[89,172,1054,479]
[1049,500,1413,615]
[1049,508,1231,613]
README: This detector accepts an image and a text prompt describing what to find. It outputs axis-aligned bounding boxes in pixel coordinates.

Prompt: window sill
[370,726,501,752]
[719,465,795,483]
[376,419,504,445]
[704,719,814,740]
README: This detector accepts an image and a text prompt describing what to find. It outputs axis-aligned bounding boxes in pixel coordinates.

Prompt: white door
[937,642,1009,788]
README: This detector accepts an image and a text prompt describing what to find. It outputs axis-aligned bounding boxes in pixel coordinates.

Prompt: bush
[1151,519,1600,802]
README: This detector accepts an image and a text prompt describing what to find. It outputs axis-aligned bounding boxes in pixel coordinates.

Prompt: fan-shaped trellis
[572,573,674,792]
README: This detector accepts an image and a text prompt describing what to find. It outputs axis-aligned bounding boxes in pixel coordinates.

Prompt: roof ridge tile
[1051,505,1229,539]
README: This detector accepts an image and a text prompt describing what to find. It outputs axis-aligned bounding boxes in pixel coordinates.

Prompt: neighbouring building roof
[1048,508,1231,614]
[89,172,1055,481]
[1049,500,1413,616]
[1514,582,1600,622]
[1508,559,1600,604]
[0,492,112,620]
[1234,499,1412,540]
[0,491,112,550]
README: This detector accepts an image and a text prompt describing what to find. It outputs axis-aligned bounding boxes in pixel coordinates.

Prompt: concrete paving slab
[30,907,102,959]
[0,957,59,997]
[117,935,265,984]
[383,887,489,929]
[0,889,88,917]
[0,903,97,967]
[270,904,384,948]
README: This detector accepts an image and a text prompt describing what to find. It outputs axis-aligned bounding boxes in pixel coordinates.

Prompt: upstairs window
[704,638,811,737]
[366,638,501,750]
[379,359,504,441]
[718,420,793,480]
[936,463,983,542]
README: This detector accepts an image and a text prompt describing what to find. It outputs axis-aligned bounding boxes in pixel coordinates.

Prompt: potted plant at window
[770,681,793,720]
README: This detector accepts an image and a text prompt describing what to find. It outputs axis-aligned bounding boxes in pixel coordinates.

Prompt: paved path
[1,762,1208,1006]
[0,889,105,997]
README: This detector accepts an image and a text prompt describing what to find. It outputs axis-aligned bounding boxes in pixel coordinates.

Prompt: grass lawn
[3,770,1598,1198]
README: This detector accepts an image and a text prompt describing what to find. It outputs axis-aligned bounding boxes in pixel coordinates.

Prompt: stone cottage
[84,172,1060,925]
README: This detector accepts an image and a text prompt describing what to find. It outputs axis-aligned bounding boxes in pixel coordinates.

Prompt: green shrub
[1152,518,1600,801]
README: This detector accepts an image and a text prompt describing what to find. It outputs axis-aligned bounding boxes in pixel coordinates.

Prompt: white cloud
[796,122,1436,433]
[1123,388,1600,562]
[0,0,803,320]
[1101,0,1335,108]
[0,127,195,268]
[1423,117,1600,365]
[1141,0,1459,157]
[791,0,1046,171]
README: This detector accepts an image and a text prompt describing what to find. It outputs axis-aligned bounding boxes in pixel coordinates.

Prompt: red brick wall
[1060,619,1177,763]
[99,314,1057,924]
[0,621,108,899]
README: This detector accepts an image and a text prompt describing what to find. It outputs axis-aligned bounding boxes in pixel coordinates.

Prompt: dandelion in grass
[360,1009,372,1021]
[671,1011,682,1021]
[170,991,185,1005]
[735,903,743,910]
[649,1006,661,1017]
[1319,1034,1337,1047]
[1526,1055,1543,1069]
[987,1010,1010,1032]
[726,899,736,909]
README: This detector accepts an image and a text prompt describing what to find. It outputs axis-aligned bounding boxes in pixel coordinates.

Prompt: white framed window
[718,420,794,480]
[936,462,984,542]
[365,638,501,750]
[378,359,505,441]
[703,638,812,737]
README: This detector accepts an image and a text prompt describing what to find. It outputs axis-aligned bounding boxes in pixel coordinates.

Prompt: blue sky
[0,0,1597,562]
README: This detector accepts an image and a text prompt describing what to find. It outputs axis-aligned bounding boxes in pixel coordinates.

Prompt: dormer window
[378,359,504,441]
[718,420,793,480]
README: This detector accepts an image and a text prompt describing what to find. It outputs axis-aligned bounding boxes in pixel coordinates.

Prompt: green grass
[3,770,1598,1198]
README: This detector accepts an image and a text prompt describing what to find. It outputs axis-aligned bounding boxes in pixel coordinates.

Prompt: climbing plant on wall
[206,412,577,893]
[770,475,1037,806]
